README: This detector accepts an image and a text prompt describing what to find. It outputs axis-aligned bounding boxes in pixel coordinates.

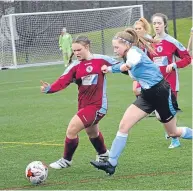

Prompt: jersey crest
[86,65,93,73]
[157,46,163,52]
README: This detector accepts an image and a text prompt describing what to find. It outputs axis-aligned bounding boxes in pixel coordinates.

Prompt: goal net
[0,5,143,69]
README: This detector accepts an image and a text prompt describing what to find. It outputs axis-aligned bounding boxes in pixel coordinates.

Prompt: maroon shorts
[77,105,106,128]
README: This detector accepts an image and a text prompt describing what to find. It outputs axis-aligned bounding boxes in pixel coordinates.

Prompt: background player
[149,13,191,148]
[59,27,73,67]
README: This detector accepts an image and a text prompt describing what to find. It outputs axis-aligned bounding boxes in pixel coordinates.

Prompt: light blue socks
[180,127,192,139]
[108,131,128,166]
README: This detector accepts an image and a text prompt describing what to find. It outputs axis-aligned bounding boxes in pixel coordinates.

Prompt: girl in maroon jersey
[40,36,121,169]
[150,13,191,148]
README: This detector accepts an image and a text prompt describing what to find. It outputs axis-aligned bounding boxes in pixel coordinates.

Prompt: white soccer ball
[25,161,48,185]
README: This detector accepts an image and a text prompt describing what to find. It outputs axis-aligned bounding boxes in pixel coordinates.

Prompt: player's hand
[40,80,50,93]
[120,64,130,72]
[101,65,109,73]
[166,63,175,73]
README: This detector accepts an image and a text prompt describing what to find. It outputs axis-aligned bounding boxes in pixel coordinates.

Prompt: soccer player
[41,35,122,169]
[90,28,192,175]
[59,27,73,67]
[149,13,191,148]
[133,17,152,41]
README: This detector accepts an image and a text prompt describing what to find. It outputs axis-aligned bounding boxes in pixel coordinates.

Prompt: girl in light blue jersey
[90,28,192,175]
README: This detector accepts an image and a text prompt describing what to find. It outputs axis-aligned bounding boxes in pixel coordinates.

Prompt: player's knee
[86,129,99,138]
[66,123,79,138]
[119,120,130,133]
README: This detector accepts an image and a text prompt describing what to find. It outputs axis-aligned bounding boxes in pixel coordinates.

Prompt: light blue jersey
[111,46,163,89]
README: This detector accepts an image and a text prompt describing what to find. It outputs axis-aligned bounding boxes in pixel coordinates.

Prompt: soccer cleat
[168,138,181,149]
[90,160,116,175]
[96,150,109,162]
[49,158,72,169]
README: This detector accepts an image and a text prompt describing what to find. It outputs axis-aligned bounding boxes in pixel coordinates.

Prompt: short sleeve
[126,48,142,68]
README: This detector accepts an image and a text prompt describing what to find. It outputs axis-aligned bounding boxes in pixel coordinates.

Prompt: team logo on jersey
[157,46,163,52]
[84,62,92,65]
[86,65,93,73]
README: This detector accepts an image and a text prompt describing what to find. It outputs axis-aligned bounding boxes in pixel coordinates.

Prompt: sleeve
[126,49,142,68]
[110,62,125,73]
[102,55,121,66]
[107,62,129,75]
[47,65,76,93]
[104,56,126,73]
[173,41,191,69]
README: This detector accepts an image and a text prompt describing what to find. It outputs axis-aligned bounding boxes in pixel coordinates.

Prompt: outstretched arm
[40,64,76,94]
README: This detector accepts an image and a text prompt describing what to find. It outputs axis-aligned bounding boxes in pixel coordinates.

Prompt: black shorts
[133,79,180,123]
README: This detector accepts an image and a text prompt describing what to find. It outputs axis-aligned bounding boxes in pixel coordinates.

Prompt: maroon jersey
[47,54,120,113]
[148,34,191,92]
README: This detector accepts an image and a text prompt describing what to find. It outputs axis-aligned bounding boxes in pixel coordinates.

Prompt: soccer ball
[25,161,48,185]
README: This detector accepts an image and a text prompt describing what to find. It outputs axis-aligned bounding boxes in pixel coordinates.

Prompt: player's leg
[49,114,85,169]
[91,100,150,175]
[86,124,109,162]
[107,104,148,167]
[161,90,180,148]
[62,51,68,67]
[155,85,192,142]
[80,106,109,162]
[163,117,192,139]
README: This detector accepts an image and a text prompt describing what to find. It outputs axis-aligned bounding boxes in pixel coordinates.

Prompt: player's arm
[59,35,62,50]
[101,62,125,74]
[100,55,125,74]
[125,48,142,68]
[41,65,76,94]
[172,42,191,69]
[69,34,73,45]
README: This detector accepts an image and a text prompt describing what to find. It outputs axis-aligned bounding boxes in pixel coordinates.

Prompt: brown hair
[114,28,157,55]
[151,13,168,34]
[67,35,91,65]
[134,17,151,34]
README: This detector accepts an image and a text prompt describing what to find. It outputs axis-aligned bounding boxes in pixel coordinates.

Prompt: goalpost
[0,5,143,69]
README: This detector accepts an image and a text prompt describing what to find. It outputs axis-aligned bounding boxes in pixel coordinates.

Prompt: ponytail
[67,52,74,66]
[124,28,157,55]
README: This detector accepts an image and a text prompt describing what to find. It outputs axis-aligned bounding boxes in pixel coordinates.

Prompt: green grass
[0,17,192,190]
[0,63,192,190]
[167,17,192,45]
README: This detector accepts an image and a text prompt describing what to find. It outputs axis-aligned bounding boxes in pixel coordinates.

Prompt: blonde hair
[114,28,156,55]
[134,17,151,34]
